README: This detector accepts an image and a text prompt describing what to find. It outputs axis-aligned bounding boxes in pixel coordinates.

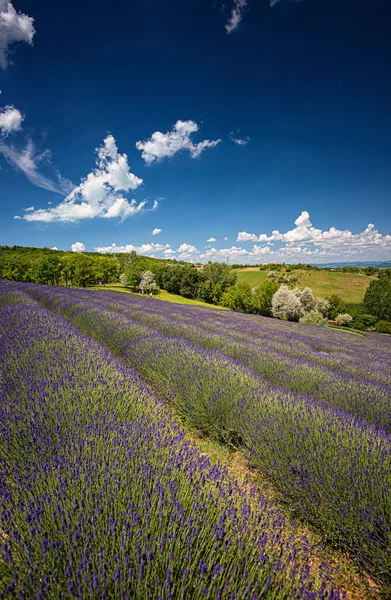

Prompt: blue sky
[0,0,390,264]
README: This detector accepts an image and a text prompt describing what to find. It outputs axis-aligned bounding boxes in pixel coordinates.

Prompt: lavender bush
[2,280,391,594]
[0,285,338,599]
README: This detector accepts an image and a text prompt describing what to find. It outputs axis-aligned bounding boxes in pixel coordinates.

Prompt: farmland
[234,269,375,304]
[1,280,391,598]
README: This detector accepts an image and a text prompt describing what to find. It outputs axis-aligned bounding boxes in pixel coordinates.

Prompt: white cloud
[230,135,251,146]
[152,200,159,210]
[152,228,162,235]
[136,120,221,165]
[226,0,248,34]
[236,212,391,262]
[50,246,58,250]
[1,140,64,194]
[0,104,23,135]
[24,206,34,211]
[95,242,170,254]
[207,237,217,242]
[71,242,86,252]
[89,212,391,264]
[224,236,229,241]
[17,135,147,223]
[0,1,35,69]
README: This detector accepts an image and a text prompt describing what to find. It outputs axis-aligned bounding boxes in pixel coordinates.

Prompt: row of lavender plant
[28,284,391,433]
[16,282,391,592]
[0,284,339,599]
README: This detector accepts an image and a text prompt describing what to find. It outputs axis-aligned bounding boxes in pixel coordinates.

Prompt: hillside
[234,268,375,304]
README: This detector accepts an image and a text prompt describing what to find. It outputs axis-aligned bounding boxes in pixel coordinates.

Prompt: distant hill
[312,261,391,269]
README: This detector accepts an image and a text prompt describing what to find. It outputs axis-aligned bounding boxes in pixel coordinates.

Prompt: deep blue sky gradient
[0,0,390,261]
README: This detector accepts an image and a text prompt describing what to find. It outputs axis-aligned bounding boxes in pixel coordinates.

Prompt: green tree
[363,276,391,321]
[252,280,279,316]
[220,282,255,313]
[325,295,346,319]
[201,262,236,290]
[74,254,95,288]
[35,255,62,285]
[61,255,75,287]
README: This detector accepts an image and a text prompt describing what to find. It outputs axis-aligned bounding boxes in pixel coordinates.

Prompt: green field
[88,284,228,309]
[234,268,375,304]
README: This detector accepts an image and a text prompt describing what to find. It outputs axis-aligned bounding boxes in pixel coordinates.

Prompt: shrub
[375,320,391,335]
[267,270,277,279]
[299,310,328,327]
[352,314,376,330]
[272,285,304,321]
[335,313,353,326]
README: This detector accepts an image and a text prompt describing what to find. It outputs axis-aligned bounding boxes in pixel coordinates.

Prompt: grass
[88,284,228,309]
[234,268,375,303]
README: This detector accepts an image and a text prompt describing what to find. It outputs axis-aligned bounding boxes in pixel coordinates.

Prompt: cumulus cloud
[0,104,23,135]
[50,246,58,250]
[136,120,221,165]
[16,135,148,223]
[236,211,391,262]
[226,0,248,34]
[95,242,170,254]
[0,1,35,69]
[91,212,391,264]
[0,140,65,194]
[71,242,86,252]
[207,237,217,242]
[152,228,162,235]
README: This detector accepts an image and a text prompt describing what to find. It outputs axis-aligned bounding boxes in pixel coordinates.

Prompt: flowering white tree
[139,270,157,294]
[272,285,304,321]
[335,313,353,326]
[315,298,330,317]
[267,270,277,279]
[119,273,128,286]
[297,287,315,312]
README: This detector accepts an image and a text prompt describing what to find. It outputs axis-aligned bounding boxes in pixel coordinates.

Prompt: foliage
[0,245,121,287]
[363,275,391,321]
[220,282,255,313]
[335,313,353,326]
[299,310,328,327]
[376,320,391,334]
[325,295,346,319]
[352,313,376,331]
[272,285,304,321]
[252,279,280,316]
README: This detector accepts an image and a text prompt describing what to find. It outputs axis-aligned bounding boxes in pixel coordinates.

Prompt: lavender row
[15,282,391,591]
[26,284,391,433]
[0,285,339,599]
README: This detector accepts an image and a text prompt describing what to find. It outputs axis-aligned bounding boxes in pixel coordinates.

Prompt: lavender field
[1,280,391,599]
